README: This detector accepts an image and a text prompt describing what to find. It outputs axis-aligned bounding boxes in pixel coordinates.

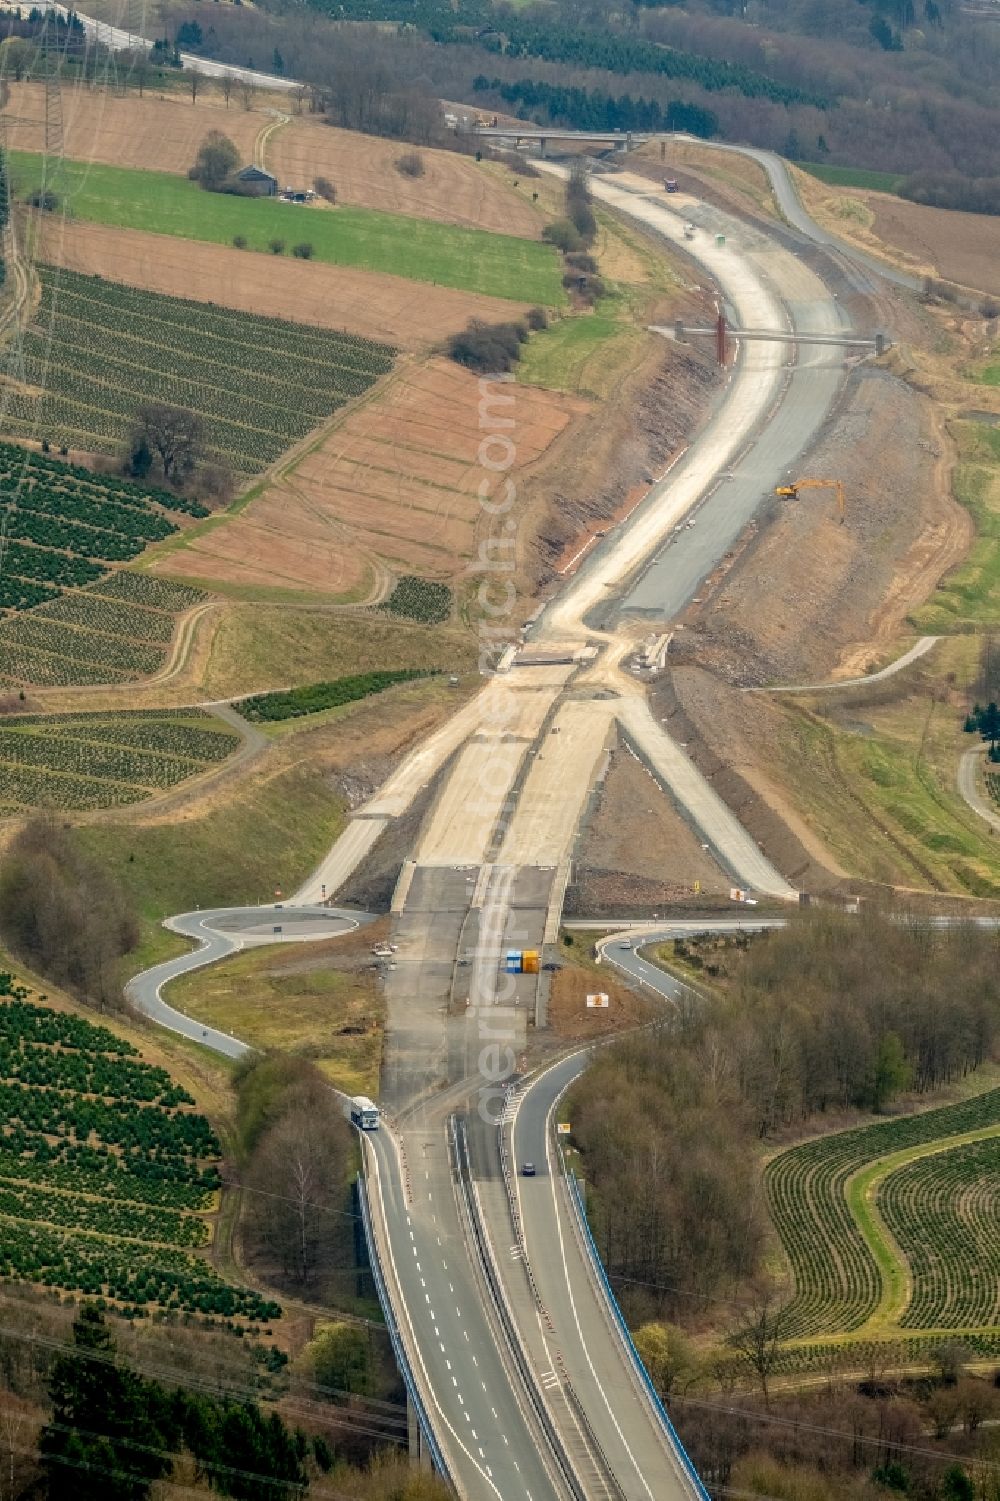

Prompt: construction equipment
[775,477,845,523]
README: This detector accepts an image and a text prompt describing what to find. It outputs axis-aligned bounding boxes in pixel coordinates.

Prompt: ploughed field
[0,971,279,1325]
[6,85,540,237]
[766,1086,1000,1369]
[157,358,586,592]
[6,267,395,474]
[0,707,239,812]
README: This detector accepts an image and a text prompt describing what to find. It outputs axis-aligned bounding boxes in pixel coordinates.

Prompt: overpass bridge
[468,125,655,153]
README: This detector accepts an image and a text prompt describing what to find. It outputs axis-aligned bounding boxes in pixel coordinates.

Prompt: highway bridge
[127,139,909,1499]
[468,125,655,152]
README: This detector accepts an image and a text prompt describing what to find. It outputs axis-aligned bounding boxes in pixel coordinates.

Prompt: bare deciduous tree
[132,402,203,485]
[726,1285,792,1406]
[245,1073,351,1286]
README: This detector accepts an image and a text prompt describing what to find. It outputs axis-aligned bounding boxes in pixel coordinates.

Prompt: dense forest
[191,0,1000,178]
[567,910,1000,1324]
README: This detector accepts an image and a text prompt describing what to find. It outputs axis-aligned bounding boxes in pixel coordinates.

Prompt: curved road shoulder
[125,904,373,1058]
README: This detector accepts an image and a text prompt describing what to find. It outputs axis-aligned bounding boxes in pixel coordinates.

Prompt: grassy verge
[165,939,383,1098]
[200,606,475,701]
[799,162,905,193]
[77,757,347,921]
[769,638,1000,896]
[12,152,565,304]
[911,423,1000,632]
[513,194,675,397]
[517,303,648,398]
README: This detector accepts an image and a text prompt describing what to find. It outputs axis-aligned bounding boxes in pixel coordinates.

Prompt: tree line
[900,169,1000,216]
[567,908,1000,1323]
[35,1302,447,1501]
[237,1054,356,1293]
[475,16,824,107]
[474,77,719,138]
[0,817,139,1013]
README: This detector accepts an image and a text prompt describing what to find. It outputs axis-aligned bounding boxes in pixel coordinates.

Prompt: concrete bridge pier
[407,1394,432,1471]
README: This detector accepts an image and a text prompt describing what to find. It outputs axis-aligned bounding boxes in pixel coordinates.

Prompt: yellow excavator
[775,478,845,523]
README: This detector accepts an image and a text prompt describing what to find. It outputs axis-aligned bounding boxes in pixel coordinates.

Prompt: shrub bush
[395,151,425,178]
[446,318,529,374]
[292,242,314,259]
[268,237,286,255]
[542,218,582,253]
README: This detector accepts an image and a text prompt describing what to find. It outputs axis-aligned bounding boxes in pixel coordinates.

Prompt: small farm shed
[236,166,278,197]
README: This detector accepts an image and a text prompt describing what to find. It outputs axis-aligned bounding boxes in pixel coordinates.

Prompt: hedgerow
[240,668,436,722]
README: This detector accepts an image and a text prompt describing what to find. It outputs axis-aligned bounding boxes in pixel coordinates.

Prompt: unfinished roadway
[128,143,888,1501]
[274,150,885,1501]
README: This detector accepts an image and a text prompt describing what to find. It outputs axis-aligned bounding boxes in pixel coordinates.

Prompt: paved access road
[126,905,369,1057]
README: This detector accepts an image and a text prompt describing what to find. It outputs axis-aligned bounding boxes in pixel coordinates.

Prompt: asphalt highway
[116,125,915,1500]
[510,1050,699,1501]
[362,1109,573,1501]
[11,2,289,89]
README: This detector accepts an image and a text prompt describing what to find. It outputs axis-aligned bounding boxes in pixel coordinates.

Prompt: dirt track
[34,219,531,349]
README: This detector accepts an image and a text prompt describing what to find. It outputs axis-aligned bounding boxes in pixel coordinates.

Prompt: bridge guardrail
[562,1160,711,1501]
[357,1172,452,1484]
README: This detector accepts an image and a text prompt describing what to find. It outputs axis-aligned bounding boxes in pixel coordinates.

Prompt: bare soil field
[567,742,732,915]
[8,83,541,238]
[791,168,1000,299]
[672,369,967,687]
[35,219,531,349]
[547,959,655,1040]
[6,82,262,173]
[155,357,586,590]
[266,119,544,238]
[863,195,1000,300]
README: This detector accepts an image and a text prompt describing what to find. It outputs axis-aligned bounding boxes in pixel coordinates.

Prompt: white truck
[350,1097,380,1130]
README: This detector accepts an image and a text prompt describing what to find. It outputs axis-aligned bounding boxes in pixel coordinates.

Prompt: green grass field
[911,423,1000,633]
[799,162,905,194]
[517,306,648,398]
[77,755,346,922]
[13,153,565,304]
[167,943,383,1098]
